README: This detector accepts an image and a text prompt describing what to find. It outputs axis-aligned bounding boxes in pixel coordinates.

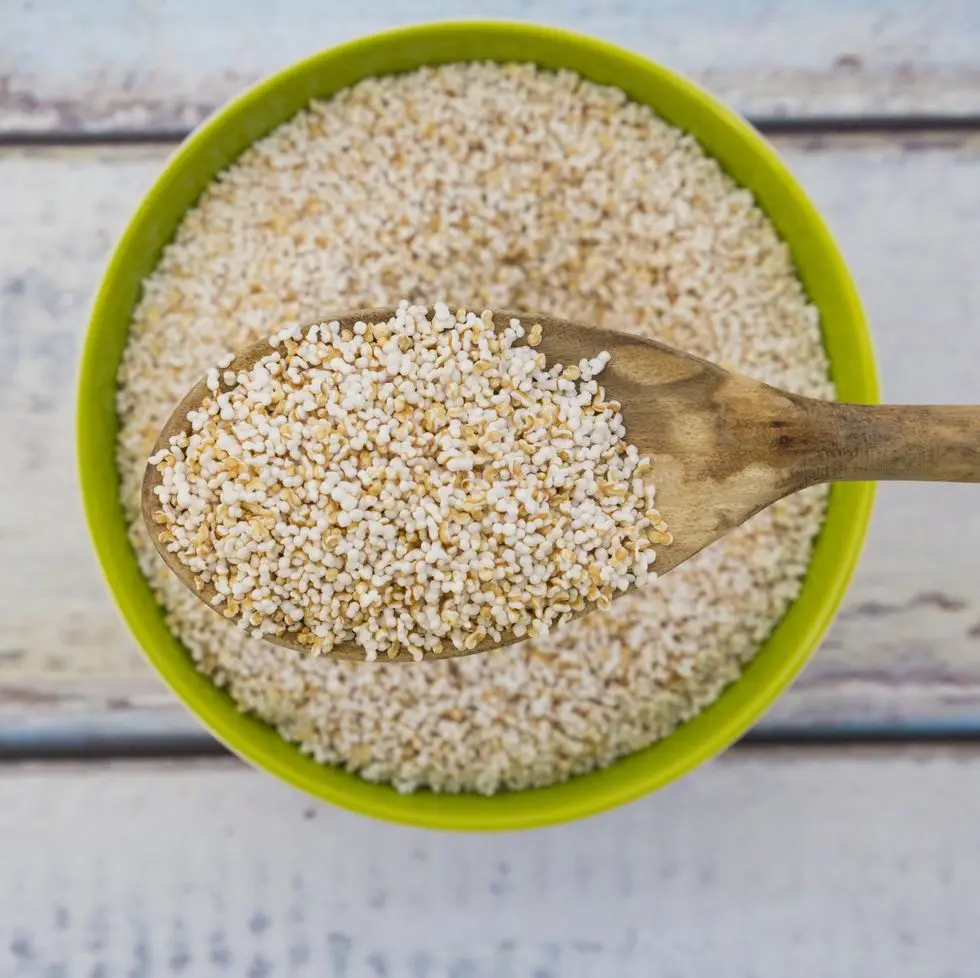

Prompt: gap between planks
[5,722,980,765]
[3,114,980,148]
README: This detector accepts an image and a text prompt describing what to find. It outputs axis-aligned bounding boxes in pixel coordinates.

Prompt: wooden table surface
[3,2,980,974]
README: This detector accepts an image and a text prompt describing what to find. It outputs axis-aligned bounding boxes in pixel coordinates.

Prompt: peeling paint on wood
[4,133,980,737]
[3,0,980,135]
[2,748,980,975]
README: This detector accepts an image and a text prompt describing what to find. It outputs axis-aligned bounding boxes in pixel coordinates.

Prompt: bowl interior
[78,22,877,831]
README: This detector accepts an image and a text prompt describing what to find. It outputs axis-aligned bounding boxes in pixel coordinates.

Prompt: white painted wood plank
[2,747,979,976]
[4,133,980,736]
[768,130,980,729]
[0,146,162,693]
[4,0,980,134]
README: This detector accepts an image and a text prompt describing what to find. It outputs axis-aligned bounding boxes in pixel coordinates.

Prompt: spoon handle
[803,402,980,484]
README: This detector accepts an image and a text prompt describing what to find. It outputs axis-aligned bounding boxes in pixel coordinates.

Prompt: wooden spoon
[143,307,980,661]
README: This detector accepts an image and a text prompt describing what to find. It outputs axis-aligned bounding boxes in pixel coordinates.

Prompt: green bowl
[77,21,877,831]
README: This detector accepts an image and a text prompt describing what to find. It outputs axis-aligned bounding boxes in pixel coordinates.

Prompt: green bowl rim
[77,20,878,831]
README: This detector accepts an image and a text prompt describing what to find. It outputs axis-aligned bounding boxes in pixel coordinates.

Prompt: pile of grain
[148,304,667,660]
[118,63,833,794]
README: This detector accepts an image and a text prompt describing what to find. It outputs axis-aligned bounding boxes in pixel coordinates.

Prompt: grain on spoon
[144,301,670,661]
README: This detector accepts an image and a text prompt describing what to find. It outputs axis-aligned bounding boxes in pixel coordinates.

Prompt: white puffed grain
[150,303,663,661]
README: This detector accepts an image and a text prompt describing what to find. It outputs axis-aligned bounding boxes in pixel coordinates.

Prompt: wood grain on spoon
[143,307,980,661]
